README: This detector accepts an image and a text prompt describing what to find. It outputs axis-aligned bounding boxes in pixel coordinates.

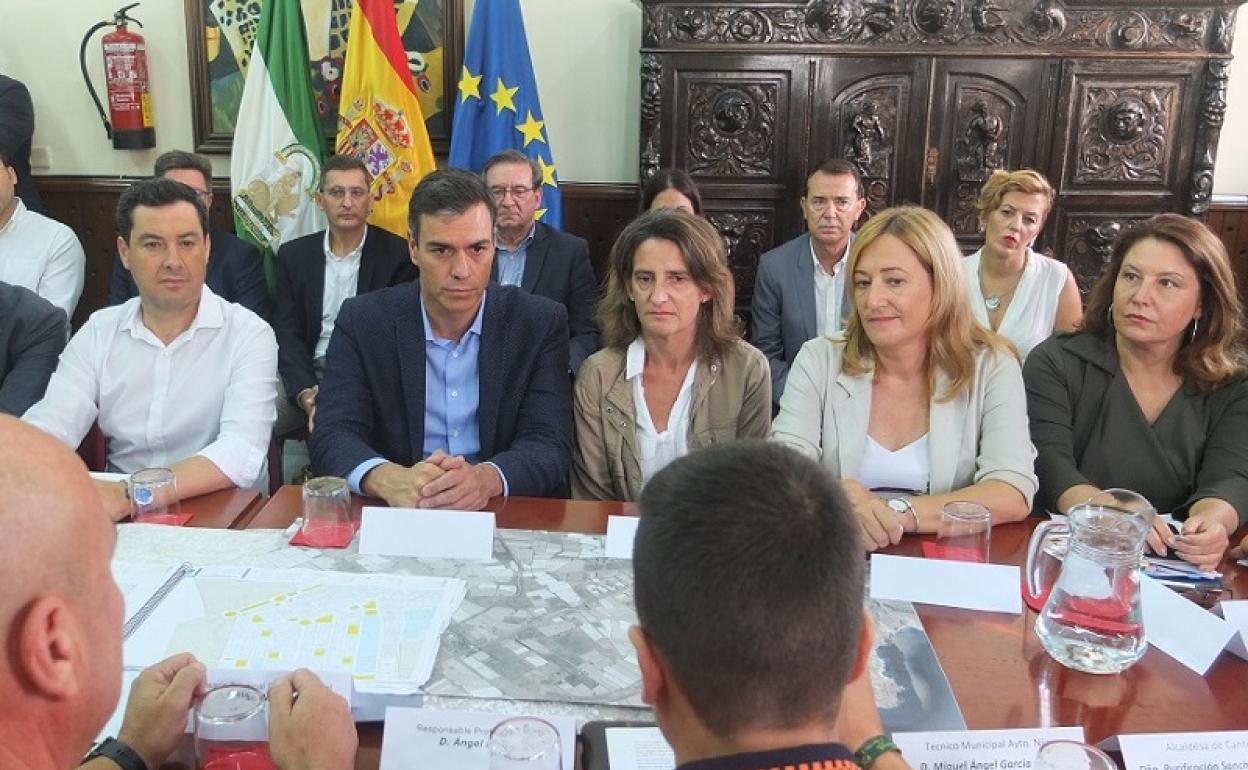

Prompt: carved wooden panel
[705,204,778,331]
[1053,209,1151,293]
[928,59,1055,242]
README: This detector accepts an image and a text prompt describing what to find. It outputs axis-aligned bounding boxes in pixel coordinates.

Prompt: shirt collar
[496,223,537,253]
[420,290,487,344]
[323,225,368,262]
[676,742,859,770]
[810,232,853,277]
[122,284,224,345]
[625,337,647,380]
[0,198,27,235]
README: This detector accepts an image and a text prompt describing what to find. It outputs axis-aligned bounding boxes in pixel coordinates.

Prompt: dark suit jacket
[491,221,599,373]
[309,282,573,498]
[273,226,415,401]
[109,226,271,320]
[0,281,66,415]
[0,75,42,212]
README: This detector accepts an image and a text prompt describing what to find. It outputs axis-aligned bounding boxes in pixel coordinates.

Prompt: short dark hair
[0,145,10,169]
[320,154,370,188]
[407,168,496,242]
[153,150,213,188]
[116,178,209,241]
[640,168,703,215]
[633,441,865,735]
[481,149,541,189]
[804,158,865,199]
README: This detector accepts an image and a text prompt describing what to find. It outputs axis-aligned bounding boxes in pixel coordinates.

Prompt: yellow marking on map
[342,656,354,665]
[261,630,272,638]
[240,600,270,612]
[347,624,360,635]
[267,651,280,660]
[235,659,248,668]
[251,615,264,623]
[314,649,326,657]
[316,614,333,624]
[223,610,238,618]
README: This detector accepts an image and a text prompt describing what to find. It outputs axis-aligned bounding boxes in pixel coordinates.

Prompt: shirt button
[452,352,459,358]
[452,429,459,437]
[451,390,458,398]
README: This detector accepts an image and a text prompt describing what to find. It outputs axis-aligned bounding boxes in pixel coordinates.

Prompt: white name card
[606,726,676,770]
[1119,731,1248,770]
[604,515,640,559]
[1140,576,1237,675]
[359,507,495,560]
[870,554,1023,614]
[379,707,576,770]
[893,727,1085,769]
[1217,600,1248,660]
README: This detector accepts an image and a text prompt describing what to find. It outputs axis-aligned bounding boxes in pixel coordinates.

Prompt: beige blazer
[771,336,1037,505]
[572,339,772,501]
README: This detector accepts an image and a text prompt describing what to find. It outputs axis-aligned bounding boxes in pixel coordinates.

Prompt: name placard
[358,507,495,560]
[892,727,1084,769]
[378,707,576,770]
[1119,731,1248,770]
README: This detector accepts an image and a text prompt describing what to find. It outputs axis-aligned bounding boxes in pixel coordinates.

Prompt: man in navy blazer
[310,169,572,509]
[751,159,866,408]
[0,281,66,415]
[108,150,270,320]
[483,150,599,373]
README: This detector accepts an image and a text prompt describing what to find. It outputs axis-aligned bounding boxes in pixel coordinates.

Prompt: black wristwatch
[82,737,148,770]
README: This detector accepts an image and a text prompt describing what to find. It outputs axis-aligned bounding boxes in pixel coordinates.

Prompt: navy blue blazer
[309,282,573,497]
[108,226,271,321]
[491,221,599,373]
[0,281,66,415]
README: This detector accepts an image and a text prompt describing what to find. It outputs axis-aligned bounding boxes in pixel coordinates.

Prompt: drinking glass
[488,717,562,770]
[937,501,992,562]
[301,476,352,546]
[194,684,275,770]
[128,468,182,524]
[1034,740,1116,770]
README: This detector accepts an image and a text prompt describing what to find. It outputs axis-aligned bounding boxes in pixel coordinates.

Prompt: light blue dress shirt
[495,225,535,287]
[346,293,508,496]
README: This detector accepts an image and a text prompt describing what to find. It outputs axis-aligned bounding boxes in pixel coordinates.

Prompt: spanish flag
[335,0,437,238]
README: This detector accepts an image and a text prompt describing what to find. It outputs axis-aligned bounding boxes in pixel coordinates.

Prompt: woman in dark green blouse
[1025,214,1248,571]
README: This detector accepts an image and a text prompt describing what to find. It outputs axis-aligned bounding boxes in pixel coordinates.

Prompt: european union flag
[449,0,562,228]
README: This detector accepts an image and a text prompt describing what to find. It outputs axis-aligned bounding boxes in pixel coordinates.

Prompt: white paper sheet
[1140,575,1237,675]
[605,726,676,770]
[604,515,640,559]
[869,554,1022,613]
[359,506,495,560]
[379,707,576,770]
[893,726,1085,766]
[1216,600,1248,660]
[1119,730,1248,770]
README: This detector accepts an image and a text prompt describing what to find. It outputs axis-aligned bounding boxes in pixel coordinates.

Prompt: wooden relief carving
[707,210,772,315]
[1188,59,1229,215]
[640,53,663,180]
[838,85,901,215]
[1075,84,1176,185]
[949,94,1009,235]
[1065,216,1149,292]
[641,1,1232,54]
[687,82,778,178]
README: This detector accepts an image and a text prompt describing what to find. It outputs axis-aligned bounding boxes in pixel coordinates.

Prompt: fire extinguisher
[80,3,156,150]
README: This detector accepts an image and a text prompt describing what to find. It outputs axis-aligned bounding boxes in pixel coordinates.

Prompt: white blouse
[856,434,930,494]
[627,337,698,487]
[966,248,1069,359]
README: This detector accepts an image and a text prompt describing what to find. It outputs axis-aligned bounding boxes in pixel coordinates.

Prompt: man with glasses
[109,150,270,321]
[272,154,415,434]
[752,159,868,408]
[482,149,599,374]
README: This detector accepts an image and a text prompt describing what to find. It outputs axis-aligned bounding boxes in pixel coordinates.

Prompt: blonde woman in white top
[967,169,1082,358]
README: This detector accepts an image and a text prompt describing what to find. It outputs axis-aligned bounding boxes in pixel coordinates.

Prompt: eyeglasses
[805,196,860,213]
[322,186,370,201]
[489,185,536,201]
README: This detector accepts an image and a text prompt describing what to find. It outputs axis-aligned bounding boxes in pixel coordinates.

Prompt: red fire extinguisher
[80,3,156,150]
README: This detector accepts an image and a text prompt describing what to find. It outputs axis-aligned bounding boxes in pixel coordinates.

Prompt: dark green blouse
[1024,331,1248,524]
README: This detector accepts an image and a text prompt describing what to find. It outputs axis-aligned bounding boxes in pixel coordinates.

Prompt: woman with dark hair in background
[640,168,703,215]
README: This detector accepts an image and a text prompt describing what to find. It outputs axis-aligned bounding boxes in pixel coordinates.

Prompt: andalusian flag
[336,0,437,238]
[230,0,325,291]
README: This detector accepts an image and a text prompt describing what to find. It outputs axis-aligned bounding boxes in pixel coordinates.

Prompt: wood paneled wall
[31,176,1248,330]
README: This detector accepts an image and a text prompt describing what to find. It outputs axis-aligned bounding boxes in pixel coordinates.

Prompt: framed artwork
[185,0,463,155]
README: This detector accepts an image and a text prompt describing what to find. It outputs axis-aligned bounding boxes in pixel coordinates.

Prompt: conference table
[240,486,1248,768]
[173,487,266,529]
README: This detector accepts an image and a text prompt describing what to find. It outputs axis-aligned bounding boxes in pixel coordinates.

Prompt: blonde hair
[976,168,1055,228]
[842,206,1016,401]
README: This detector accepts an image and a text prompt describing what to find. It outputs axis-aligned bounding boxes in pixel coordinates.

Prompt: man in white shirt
[0,146,85,321]
[750,159,867,408]
[23,178,278,520]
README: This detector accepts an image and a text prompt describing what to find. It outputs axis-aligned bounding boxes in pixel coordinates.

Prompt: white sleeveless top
[856,434,930,494]
[965,248,1069,359]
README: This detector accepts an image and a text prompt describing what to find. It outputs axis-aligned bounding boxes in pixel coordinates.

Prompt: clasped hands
[365,450,503,510]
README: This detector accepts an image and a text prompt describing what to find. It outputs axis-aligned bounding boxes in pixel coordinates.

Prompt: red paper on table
[288,519,359,548]
[131,512,194,526]
[921,540,986,563]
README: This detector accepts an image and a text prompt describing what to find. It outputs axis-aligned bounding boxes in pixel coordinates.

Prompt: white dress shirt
[0,198,86,319]
[315,227,366,360]
[22,286,278,489]
[627,337,698,487]
[810,238,849,336]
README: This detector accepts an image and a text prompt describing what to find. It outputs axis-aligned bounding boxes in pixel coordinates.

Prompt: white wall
[3,0,1247,192]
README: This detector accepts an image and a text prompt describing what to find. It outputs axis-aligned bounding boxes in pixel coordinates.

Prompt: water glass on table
[936,501,992,562]
[1033,739,1116,770]
[127,468,181,524]
[300,476,352,546]
[489,717,562,770]
[195,684,275,770]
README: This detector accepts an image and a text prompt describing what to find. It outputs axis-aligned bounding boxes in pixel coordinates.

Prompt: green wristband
[854,734,901,769]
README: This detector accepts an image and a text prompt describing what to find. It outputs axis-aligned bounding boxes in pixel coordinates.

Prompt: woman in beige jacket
[572,210,771,501]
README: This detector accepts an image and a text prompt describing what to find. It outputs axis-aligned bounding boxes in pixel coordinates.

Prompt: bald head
[0,416,122,765]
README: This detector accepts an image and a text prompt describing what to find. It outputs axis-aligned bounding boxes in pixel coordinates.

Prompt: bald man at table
[631,440,909,770]
[0,415,357,770]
